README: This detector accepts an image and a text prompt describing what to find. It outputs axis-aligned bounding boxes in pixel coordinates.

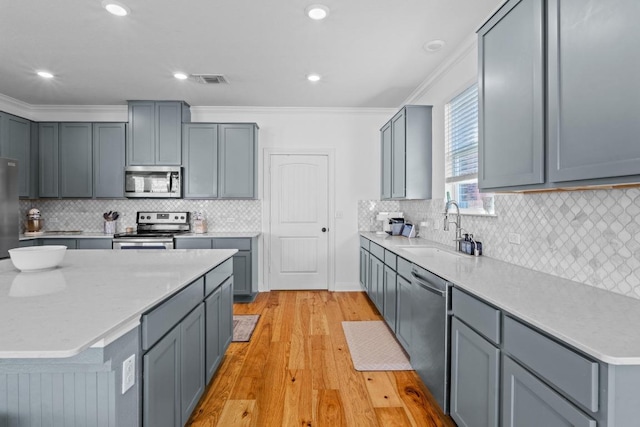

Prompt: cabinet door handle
[322,227,328,232]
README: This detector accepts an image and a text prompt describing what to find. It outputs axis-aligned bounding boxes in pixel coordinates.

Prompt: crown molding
[402,33,477,105]
[191,105,396,117]
[0,94,33,120]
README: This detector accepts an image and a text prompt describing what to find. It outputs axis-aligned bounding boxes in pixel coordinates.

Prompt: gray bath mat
[233,314,260,342]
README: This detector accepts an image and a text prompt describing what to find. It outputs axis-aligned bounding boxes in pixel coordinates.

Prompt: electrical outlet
[508,232,521,245]
[226,217,235,223]
[122,354,135,394]
[433,220,440,230]
[335,210,343,219]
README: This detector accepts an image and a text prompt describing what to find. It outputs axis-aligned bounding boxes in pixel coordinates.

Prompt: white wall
[191,107,393,291]
[403,36,479,200]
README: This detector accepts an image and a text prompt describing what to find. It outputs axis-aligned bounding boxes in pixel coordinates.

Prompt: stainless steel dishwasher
[410,264,451,413]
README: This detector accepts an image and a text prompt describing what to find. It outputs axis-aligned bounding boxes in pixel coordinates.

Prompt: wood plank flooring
[187,291,455,427]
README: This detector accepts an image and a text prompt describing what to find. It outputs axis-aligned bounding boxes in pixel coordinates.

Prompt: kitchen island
[0,249,236,426]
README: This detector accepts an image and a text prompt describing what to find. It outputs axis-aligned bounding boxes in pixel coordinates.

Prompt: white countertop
[175,232,261,238]
[361,232,640,365]
[0,249,236,358]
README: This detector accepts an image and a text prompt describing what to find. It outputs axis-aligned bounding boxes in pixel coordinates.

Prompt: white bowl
[8,245,67,272]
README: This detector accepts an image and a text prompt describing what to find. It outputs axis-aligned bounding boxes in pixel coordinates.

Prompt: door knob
[322,227,328,232]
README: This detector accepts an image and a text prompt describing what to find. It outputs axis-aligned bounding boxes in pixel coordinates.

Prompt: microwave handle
[169,172,179,193]
[167,172,171,193]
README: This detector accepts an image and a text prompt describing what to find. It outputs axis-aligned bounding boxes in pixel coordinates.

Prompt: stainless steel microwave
[124,166,182,198]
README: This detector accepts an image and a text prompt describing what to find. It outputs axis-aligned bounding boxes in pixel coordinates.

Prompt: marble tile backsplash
[19,199,262,233]
[359,189,640,300]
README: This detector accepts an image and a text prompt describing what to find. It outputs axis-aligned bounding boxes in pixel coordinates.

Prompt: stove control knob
[146,216,151,220]
[174,216,178,220]
[180,216,185,220]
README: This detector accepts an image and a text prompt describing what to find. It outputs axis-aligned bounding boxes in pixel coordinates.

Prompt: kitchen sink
[395,246,464,259]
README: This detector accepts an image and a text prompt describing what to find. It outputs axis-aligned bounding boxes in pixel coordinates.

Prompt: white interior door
[269,154,329,290]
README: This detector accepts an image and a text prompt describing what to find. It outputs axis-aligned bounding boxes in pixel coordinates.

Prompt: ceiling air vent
[191,74,229,84]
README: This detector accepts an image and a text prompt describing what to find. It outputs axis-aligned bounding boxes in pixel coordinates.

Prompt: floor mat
[233,314,260,342]
[342,321,412,371]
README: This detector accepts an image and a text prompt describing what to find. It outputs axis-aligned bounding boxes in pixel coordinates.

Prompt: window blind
[445,85,478,184]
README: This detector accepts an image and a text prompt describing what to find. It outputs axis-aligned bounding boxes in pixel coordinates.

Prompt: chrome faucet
[444,200,462,251]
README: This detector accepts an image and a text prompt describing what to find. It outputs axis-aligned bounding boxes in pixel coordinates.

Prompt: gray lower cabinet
[450,317,500,427]
[38,123,59,198]
[477,0,544,190]
[144,325,181,427]
[93,123,125,198]
[127,101,189,166]
[180,304,205,426]
[382,265,397,332]
[174,237,257,297]
[40,238,77,249]
[395,274,412,353]
[205,287,222,382]
[359,247,369,290]
[26,238,112,249]
[143,261,233,427]
[379,105,432,200]
[205,277,234,383]
[59,123,93,198]
[369,255,384,313]
[0,112,34,198]
[182,123,257,199]
[502,356,596,427]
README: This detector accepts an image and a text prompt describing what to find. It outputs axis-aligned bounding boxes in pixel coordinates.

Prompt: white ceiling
[0,0,502,108]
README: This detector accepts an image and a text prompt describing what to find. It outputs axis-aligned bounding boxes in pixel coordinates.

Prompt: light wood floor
[187,291,455,427]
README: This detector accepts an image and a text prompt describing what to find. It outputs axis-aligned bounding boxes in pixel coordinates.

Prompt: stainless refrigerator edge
[0,157,19,258]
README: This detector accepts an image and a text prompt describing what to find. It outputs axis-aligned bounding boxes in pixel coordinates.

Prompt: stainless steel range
[112,211,190,249]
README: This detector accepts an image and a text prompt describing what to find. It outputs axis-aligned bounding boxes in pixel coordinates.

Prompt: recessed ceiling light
[174,73,188,80]
[102,0,130,16]
[423,40,446,52]
[306,4,330,20]
[37,71,54,79]
[307,73,321,82]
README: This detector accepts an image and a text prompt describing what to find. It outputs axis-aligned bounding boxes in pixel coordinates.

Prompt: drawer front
[369,242,385,260]
[384,250,397,270]
[452,288,501,345]
[503,316,599,412]
[213,238,251,250]
[397,257,412,280]
[359,236,370,250]
[205,258,233,296]
[174,238,212,249]
[142,277,205,351]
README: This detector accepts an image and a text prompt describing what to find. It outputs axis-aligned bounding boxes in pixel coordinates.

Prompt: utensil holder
[104,220,116,235]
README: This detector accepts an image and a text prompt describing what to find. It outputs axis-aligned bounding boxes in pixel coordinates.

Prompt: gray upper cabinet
[93,123,125,198]
[219,124,257,199]
[182,123,257,199]
[380,122,392,199]
[477,0,544,190]
[59,123,93,198]
[183,124,218,198]
[390,110,406,198]
[380,105,432,200]
[0,113,35,198]
[547,0,640,183]
[38,123,59,198]
[479,0,640,191]
[127,101,190,166]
